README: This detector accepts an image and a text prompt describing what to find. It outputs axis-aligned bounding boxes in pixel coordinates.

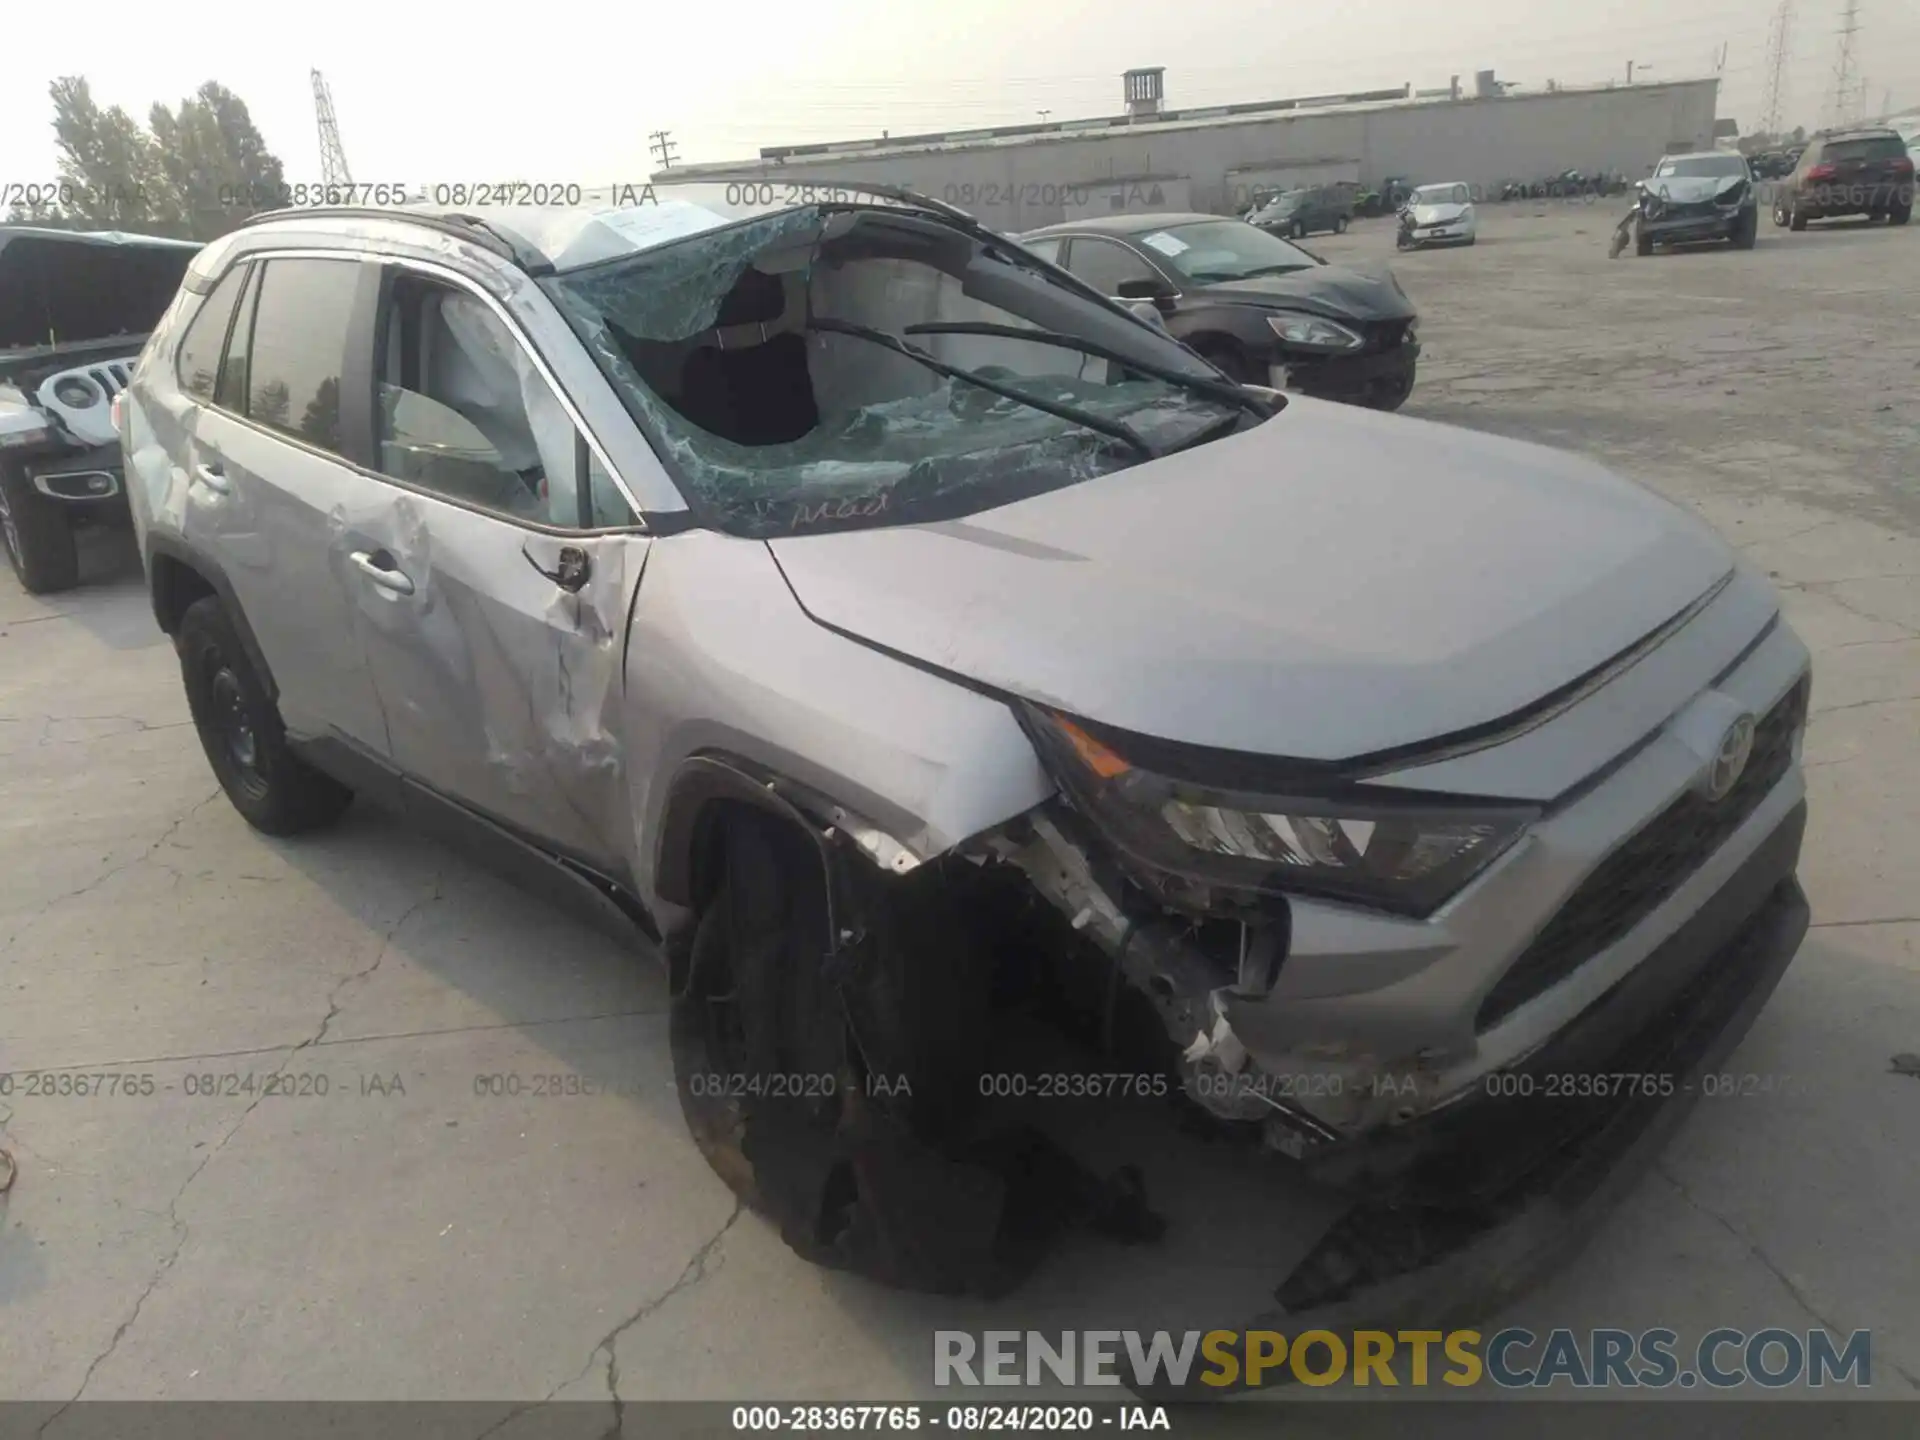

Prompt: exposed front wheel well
[150,552,219,636]
[1188,334,1260,385]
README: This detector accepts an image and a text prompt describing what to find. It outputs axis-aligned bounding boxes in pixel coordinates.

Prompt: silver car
[118,183,1811,1314]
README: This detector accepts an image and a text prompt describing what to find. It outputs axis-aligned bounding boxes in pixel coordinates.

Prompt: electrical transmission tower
[1760,0,1794,134]
[312,69,354,189]
[1827,0,1862,128]
[649,129,679,170]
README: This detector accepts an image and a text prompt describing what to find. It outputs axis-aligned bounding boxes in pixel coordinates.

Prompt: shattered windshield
[542,204,1250,537]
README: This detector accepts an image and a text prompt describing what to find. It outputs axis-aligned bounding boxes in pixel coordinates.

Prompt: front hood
[1194,265,1413,321]
[1411,204,1470,224]
[768,397,1733,761]
[1643,177,1744,206]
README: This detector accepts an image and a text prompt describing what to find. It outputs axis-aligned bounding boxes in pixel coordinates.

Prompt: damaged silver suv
[121,183,1811,1323]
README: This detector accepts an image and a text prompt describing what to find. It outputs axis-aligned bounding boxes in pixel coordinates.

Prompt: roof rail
[236,206,546,271]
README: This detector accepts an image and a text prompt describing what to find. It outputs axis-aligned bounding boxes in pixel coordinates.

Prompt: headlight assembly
[1023,708,1537,917]
[1265,311,1363,352]
[52,377,101,409]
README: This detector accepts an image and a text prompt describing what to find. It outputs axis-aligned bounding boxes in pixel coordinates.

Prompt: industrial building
[660,68,1721,235]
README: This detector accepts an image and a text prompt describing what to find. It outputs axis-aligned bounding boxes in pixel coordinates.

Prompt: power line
[648,129,680,169]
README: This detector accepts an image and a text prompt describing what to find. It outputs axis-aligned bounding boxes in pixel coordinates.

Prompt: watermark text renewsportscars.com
[934,1328,1874,1390]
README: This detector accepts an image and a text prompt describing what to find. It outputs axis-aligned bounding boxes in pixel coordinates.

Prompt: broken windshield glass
[542,205,1251,538]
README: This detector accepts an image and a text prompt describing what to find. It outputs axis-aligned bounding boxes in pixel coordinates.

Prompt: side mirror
[1126,300,1170,332]
[1117,277,1173,301]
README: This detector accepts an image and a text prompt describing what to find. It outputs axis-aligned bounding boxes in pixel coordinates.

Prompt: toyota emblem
[1706,714,1756,801]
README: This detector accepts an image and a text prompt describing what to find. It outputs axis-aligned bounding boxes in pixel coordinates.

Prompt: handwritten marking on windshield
[790,491,891,530]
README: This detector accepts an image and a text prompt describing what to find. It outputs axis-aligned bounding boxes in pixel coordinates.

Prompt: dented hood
[768,396,1733,760]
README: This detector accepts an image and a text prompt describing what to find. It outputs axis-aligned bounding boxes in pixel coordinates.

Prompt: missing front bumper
[1132,805,1810,1398]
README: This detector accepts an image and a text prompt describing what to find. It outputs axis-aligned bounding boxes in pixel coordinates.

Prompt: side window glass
[244,258,360,455]
[1066,239,1160,295]
[174,263,248,402]
[1022,237,1063,264]
[215,263,261,413]
[376,274,626,529]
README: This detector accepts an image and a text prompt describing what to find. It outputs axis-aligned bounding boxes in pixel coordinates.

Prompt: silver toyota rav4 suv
[119,183,1811,1315]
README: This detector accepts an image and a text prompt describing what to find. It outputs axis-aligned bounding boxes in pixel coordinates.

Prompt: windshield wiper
[808,318,1153,459]
[901,321,1277,417]
[1156,409,1247,457]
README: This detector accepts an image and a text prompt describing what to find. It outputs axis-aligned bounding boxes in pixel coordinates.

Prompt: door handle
[349,549,415,596]
[192,462,230,494]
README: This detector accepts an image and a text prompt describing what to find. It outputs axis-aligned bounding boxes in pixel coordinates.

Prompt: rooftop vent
[1124,67,1165,119]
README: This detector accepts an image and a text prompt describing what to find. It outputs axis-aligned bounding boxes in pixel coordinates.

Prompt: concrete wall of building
[1060,175,1192,221]
[676,81,1718,235]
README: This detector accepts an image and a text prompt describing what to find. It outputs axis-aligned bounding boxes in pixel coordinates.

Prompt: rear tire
[0,463,80,595]
[1333,216,1348,234]
[1789,204,1808,231]
[1731,210,1758,249]
[1891,199,1912,226]
[177,596,353,835]
[1635,228,1654,257]
[1771,201,1788,227]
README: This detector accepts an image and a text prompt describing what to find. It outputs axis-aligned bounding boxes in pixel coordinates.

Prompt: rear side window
[238,258,361,456]
[174,265,249,402]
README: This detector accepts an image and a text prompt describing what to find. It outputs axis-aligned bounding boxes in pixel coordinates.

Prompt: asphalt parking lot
[2,198,1917,1414]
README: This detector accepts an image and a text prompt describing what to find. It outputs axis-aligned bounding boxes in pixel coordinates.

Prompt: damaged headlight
[1264,312,1363,352]
[1024,708,1537,917]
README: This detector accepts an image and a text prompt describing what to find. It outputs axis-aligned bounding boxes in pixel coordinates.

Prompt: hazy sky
[5,0,1915,191]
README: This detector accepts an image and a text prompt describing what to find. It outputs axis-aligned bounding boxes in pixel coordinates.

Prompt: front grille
[1476,674,1809,1029]
[1365,319,1412,350]
[1657,199,1720,220]
[86,363,131,397]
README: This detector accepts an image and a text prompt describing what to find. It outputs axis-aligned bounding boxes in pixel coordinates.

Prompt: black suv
[1247,186,1352,239]
[1772,128,1914,229]
[0,227,201,592]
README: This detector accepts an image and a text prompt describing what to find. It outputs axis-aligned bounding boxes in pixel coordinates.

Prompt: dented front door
[347,487,647,873]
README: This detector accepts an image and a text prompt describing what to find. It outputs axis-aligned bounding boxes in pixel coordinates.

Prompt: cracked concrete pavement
[0,201,1917,1413]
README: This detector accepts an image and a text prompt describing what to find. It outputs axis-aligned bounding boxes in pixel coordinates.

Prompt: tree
[5,75,287,240]
[29,77,179,232]
[150,83,287,241]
